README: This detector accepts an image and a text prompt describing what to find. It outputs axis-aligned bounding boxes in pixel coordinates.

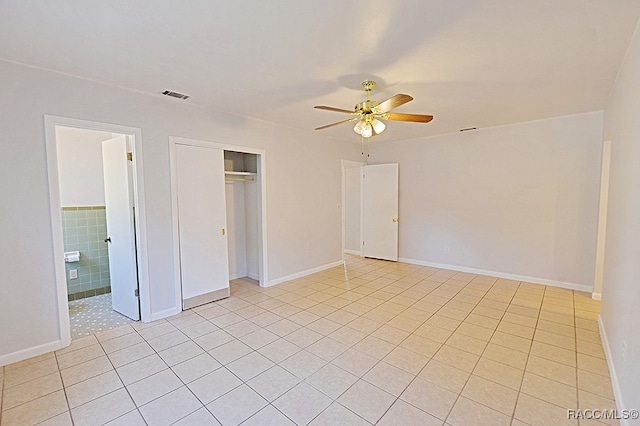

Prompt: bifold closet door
[175,144,230,309]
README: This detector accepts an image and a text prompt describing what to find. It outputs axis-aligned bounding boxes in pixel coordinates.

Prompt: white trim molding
[147,307,182,323]
[341,159,365,258]
[593,140,611,297]
[399,257,593,293]
[268,260,344,287]
[0,340,64,367]
[44,115,151,355]
[598,315,628,426]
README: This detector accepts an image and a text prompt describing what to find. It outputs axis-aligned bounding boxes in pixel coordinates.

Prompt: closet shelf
[224,171,256,182]
[225,171,255,176]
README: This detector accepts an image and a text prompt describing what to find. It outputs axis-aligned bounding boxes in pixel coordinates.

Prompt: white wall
[55,127,113,206]
[344,165,361,253]
[601,18,640,417]
[369,112,603,289]
[225,179,260,280]
[0,59,360,363]
[244,180,259,279]
[226,181,248,279]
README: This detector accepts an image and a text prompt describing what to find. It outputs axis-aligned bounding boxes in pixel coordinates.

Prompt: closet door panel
[176,144,230,308]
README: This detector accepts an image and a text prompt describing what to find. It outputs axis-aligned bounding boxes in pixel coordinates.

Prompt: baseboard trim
[598,315,628,425]
[398,257,593,292]
[591,292,602,301]
[344,249,361,256]
[229,272,260,282]
[0,340,64,367]
[147,306,181,322]
[268,260,344,287]
[183,287,230,310]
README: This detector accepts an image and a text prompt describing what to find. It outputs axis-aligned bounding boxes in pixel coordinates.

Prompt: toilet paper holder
[64,251,80,263]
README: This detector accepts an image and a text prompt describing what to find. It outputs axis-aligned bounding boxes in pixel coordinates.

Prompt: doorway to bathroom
[45,116,149,342]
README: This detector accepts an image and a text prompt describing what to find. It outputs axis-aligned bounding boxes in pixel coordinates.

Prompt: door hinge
[127,152,133,161]
[134,289,139,297]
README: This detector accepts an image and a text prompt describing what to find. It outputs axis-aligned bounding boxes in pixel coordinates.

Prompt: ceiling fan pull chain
[361,135,369,164]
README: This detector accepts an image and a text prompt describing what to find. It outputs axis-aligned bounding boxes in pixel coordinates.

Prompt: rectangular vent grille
[162,90,189,100]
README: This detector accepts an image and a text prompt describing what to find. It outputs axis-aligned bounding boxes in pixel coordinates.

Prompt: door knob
[104,237,111,243]
[392,218,398,223]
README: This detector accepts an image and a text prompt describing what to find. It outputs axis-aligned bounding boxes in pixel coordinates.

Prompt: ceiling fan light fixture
[315,80,433,136]
[362,123,373,138]
[371,118,386,134]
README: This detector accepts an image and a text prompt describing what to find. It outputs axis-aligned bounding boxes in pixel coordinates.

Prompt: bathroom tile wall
[62,207,111,300]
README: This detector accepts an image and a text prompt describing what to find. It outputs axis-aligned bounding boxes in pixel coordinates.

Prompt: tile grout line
[441,275,518,424]
[2,258,608,425]
[574,290,581,426]
[321,269,460,423]
[0,365,4,425]
[509,282,545,425]
[389,276,482,423]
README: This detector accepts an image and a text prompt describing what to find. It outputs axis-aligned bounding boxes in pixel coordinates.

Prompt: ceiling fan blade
[315,117,357,130]
[314,105,355,114]
[375,94,413,113]
[385,112,434,123]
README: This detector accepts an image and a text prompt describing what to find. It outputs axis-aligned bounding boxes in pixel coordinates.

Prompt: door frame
[45,115,150,346]
[341,160,365,258]
[592,140,611,300]
[169,136,268,309]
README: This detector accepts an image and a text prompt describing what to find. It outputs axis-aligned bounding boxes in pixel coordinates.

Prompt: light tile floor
[69,293,136,340]
[0,256,616,425]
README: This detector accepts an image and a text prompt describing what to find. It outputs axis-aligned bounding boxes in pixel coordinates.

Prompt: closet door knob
[104,237,111,243]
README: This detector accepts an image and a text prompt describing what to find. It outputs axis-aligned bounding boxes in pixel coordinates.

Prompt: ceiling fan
[314,80,433,137]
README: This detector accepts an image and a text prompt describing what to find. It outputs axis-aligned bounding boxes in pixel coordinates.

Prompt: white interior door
[102,136,140,320]
[362,163,399,261]
[175,144,230,308]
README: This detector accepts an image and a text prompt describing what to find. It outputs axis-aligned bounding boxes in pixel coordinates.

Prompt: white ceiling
[2,1,640,142]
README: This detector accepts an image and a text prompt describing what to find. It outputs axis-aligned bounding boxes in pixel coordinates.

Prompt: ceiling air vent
[459,127,477,132]
[162,90,189,100]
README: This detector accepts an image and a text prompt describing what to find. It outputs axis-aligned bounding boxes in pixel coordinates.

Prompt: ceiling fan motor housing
[355,100,380,116]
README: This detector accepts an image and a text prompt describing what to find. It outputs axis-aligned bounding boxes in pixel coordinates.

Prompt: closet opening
[170,137,268,312]
[224,150,260,284]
